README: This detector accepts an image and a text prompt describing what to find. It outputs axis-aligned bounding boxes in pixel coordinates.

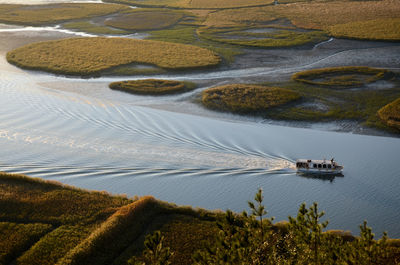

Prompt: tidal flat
[0,0,400,249]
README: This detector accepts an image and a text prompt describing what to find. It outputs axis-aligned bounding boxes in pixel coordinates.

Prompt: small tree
[128,230,173,265]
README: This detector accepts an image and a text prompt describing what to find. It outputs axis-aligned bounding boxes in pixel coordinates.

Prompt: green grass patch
[0,3,129,26]
[378,97,400,131]
[63,21,128,35]
[202,84,300,114]
[109,79,196,95]
[17,225,93,265]
[104,9,184,31]
[6,37,221,77]
[0,222,52,265]
[292,66,391,88]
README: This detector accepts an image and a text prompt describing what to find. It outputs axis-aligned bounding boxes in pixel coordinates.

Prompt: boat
[296,158,343,174]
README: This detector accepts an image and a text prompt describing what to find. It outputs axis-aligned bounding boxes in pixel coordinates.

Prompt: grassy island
[202,84,300,114]
[292,67,391,88]
[104,9,184,31]
[109,79,196,95]
[6,37,221,77]
[378,97,400,131]
[1,172,400,264]
[0,3,129,26]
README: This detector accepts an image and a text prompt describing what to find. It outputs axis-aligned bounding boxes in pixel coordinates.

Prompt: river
[0,7,399,237]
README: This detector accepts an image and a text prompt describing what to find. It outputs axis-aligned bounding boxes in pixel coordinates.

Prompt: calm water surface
[0,64,399,237]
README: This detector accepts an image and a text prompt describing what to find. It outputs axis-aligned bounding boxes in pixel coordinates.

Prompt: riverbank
[1,172,399,264]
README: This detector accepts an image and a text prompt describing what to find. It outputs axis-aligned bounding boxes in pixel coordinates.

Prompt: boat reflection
[296,172,344,182]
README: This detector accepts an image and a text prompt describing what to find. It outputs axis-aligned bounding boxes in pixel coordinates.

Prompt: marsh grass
[7,37,221,76]
[263,78,400,132]
[202,84,300,114]
[109,79,196,95]
[104,9,184,31]
[199,26,328,48]
[0,3,129,26]
[63,21,128,35]
[274,0,400,41]
[378,97,400,130]
[292,67,391,88]
[0,222,52,265]
[104,0,274,9]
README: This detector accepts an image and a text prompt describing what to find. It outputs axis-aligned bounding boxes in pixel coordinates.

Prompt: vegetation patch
[0,222,52,265]
[103,0,274,9]
[104,9,184,31]
[16,225,93,265]
[292,66,391,88]
[202,84,300,114]
[0,3,129,26]
[1,172,400,264]
[6,37,221,76]
[109,79,196,95]
[198,26,328,48]
[273,0,400,41]
[63,21,128,35]
[378,97,400,130]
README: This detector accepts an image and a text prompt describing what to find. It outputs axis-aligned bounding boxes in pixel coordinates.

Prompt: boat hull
[297,168,343,174]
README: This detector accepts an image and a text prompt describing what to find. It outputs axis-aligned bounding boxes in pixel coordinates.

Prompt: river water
[0,7,399,237]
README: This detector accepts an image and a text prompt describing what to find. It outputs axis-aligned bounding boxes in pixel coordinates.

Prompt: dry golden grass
[274,0,400,40]
[7,37,221,76]
[203,6,278,27]
[0,3,128,26]
[202,0,400,40]
[328,18,400,41]
[202,84,300,114]
[378,97,400,130]
[105,0,273,9]
[109,79,196,95]
[104,9,184,31]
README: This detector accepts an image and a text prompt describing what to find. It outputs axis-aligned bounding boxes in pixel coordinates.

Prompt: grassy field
[292,66,391,88]
[104,9,184,31]
[202,84,300,114]
[0,3,129,26]
[7,37,221,76]
[104,0,274,9]
[378,97,400,131]
[63,21,128,35]
[109,79,196,95]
